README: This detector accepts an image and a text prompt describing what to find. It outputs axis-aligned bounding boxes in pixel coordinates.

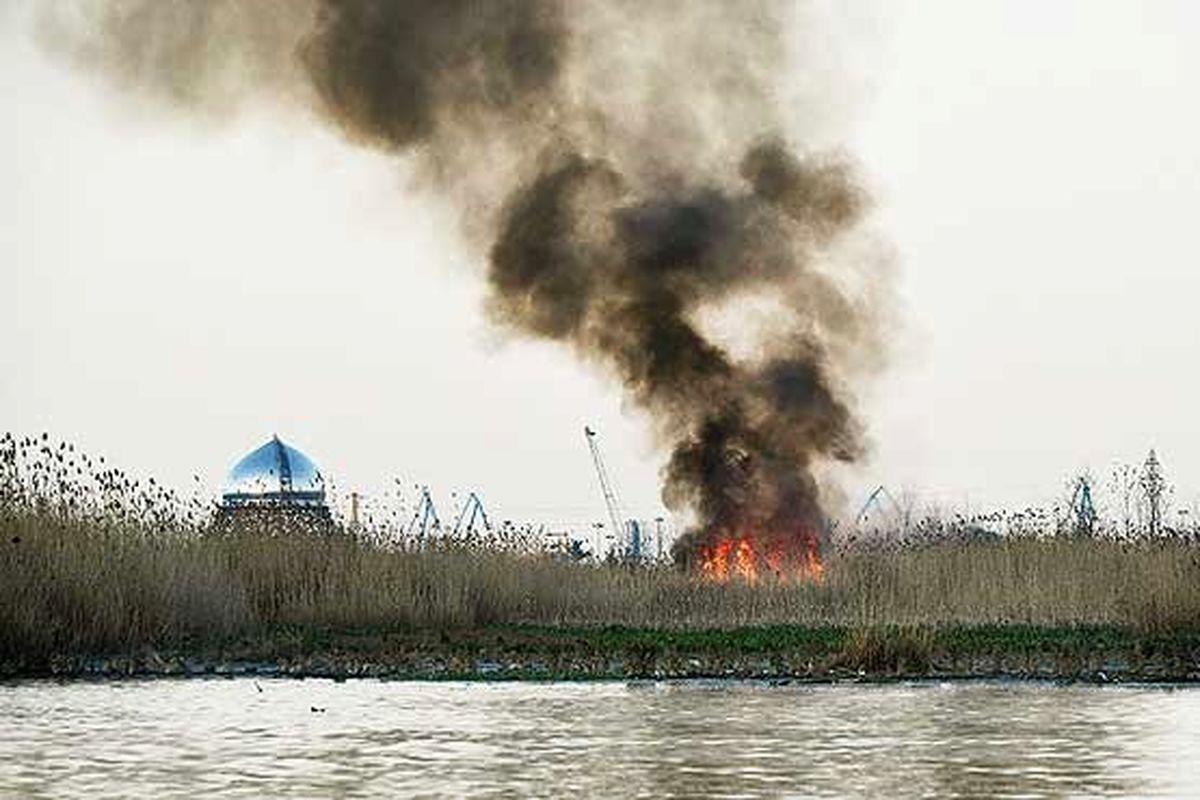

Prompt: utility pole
[1141,449,1165,536]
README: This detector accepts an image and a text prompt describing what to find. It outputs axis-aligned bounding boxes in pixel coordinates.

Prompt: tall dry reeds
[3,433,1200,662]
[5,507,1200,661]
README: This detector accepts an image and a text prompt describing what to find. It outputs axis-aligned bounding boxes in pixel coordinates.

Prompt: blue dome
[222,436,326,507]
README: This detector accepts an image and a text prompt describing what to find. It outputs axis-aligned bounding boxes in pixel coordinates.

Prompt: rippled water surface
[2,679,1198,797]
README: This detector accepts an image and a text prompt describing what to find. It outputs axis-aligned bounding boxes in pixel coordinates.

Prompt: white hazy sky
[3,1,1199,527]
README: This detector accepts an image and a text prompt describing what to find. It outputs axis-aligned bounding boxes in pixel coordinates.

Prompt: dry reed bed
[4,503,1200,662]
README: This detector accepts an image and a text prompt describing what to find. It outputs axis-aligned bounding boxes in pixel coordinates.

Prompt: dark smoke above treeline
[37,0,894,562]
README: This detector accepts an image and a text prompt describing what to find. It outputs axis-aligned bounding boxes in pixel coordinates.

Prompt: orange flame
[699,531,824,584]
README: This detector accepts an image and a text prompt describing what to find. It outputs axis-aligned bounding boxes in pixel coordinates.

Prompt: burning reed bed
[5,502,1200,665]
[3,435,1200,673]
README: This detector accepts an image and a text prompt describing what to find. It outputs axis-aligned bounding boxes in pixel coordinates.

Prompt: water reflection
[1,679,1196,797]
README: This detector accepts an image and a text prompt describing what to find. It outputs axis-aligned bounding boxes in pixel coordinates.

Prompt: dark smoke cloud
[300,1,566,151]
[38,0,892,565]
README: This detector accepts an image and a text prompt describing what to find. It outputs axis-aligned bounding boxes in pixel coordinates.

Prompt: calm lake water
[1,679,1197,797]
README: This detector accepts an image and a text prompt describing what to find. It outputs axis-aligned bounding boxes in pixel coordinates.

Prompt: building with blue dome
[217,435,331,528]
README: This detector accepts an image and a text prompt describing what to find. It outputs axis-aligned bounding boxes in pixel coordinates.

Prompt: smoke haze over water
[37,0,894,562]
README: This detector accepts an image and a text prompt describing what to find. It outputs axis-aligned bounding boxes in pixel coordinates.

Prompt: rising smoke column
[39,0,891,568]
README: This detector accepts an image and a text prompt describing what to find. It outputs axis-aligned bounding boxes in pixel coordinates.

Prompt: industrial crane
[584,426,636,560]
[407,485,441,545]
[1070,475,1098,537]
[855,485,901,527]
[453,491,493,537]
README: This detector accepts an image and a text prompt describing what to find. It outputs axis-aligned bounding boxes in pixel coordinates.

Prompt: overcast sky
[3,1,1199,529]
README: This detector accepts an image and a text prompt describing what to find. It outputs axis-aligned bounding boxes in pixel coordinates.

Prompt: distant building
[215,435,331,531]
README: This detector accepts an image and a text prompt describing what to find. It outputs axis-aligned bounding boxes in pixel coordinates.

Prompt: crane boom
[856,484,901,526]
[453,491,492,536]
[584,426,627,552]
[408,485,441,544]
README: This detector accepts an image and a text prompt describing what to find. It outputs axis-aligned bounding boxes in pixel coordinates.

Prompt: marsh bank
[7,624,1200,683]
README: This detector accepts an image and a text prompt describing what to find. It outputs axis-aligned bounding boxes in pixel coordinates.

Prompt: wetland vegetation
[4,433,1199,680]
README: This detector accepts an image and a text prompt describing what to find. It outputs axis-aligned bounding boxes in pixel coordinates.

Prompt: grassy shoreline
[7,623,1200,683]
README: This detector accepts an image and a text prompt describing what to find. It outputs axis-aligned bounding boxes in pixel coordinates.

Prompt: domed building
[216,435,331,530]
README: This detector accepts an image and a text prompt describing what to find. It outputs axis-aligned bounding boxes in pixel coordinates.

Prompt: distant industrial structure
[1141,449,1166,536]
[584,426,661,563]
[212,431,669,559]
[1070,474,1098,537]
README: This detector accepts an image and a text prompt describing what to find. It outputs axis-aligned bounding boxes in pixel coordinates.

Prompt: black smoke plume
[38,1,891,568]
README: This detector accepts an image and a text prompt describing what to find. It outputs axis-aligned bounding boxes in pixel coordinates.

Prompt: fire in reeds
[699,529,824,584]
